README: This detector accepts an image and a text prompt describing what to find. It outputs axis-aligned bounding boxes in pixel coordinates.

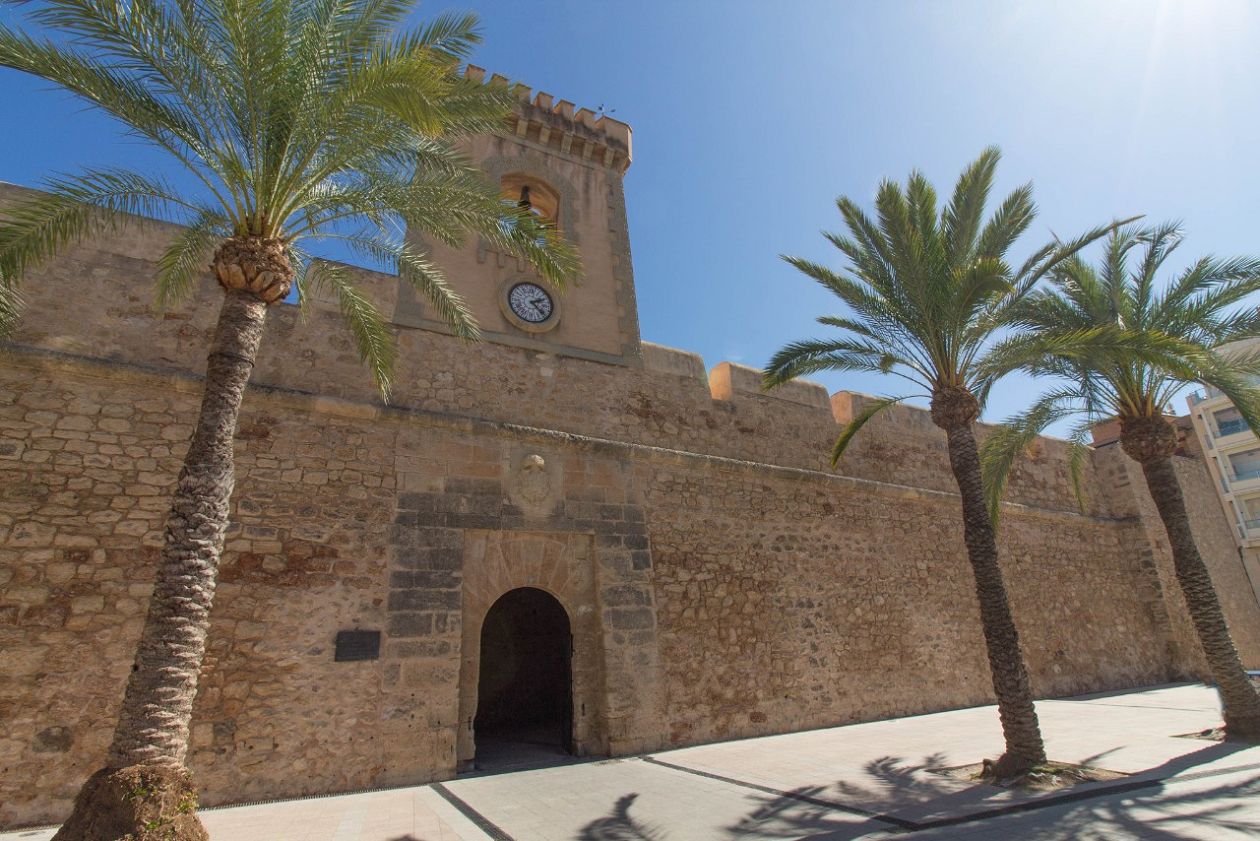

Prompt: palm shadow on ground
[573,742,1260,841]
[575,793,667,841]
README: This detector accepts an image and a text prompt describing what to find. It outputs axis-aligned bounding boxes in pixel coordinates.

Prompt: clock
[506,282,555,325]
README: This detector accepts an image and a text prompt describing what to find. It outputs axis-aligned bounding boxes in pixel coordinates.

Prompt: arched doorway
[474,587,573,769]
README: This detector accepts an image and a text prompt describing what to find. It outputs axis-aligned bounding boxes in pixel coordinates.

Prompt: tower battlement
[464,65,632,173]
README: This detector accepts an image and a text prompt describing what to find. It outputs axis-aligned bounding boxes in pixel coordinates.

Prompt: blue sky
[3,0,1259,430]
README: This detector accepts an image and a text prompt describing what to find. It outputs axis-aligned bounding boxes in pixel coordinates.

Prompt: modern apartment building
[1186,337,1260,603]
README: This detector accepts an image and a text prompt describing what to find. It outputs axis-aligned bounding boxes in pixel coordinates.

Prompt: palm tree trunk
[52,289,266,841]
[1140,454,1260,739]
[944,420,1048,774]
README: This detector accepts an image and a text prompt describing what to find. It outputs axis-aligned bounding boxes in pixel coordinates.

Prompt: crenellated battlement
[464,65,632,173]
[7,180,1260,831]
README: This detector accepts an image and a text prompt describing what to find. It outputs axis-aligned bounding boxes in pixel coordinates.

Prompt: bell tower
[393,66,642,366]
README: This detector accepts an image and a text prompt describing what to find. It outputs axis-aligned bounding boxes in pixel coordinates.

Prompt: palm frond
[1,0,582,379]
[311,228,478,339]
[1152,255,1260,337]
[942,145,998,268]
[0,168,199,282]
[975,182,1035,261]
[980,388,1085,524]
[156,207,232,307]
[764,338,912,389]
[1063,419,1095,516]
[1197,352,1260,438]
[1132,221,1182,321]
[482,203,582,289]
[393,10,482,60]
[306,259,398,396]
[980,326,1202,384]
[0,277,23,337]
[990,223,1260,481]
[832,396,903,465]
[1011,216,1141,297]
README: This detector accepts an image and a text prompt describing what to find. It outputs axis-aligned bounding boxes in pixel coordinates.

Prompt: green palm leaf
[767,146,1129,436]
[0,0,580,391]
[307,259,397,394]
[831,396,902,465]
[983,224,1260,508]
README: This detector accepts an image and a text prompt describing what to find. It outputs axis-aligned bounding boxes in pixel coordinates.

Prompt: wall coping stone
[709,361,831,411]
[640,342,706,381]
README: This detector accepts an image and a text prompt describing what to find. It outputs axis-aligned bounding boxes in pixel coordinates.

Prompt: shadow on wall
[573,744,1260,841]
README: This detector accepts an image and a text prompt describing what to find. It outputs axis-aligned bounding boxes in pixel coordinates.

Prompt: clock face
[507,282,554,324]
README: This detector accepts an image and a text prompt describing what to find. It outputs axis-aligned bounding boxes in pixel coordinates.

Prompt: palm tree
[981,224,1260,741]
[764,147,1127,777]
[0,0,578,836]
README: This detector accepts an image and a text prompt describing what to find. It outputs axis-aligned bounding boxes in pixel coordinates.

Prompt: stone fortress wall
[4,72,1260,829]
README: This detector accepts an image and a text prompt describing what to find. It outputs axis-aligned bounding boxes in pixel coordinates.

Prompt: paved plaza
[7,683,1260,841]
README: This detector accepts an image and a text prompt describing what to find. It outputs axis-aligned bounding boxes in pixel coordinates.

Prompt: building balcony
[1190,387,1231,410]
[1215,431,1256,451]
[1230,469,1260,494]
[1212,418,1256,450]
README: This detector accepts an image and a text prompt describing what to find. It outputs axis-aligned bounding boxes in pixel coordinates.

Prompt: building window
[1214,407,1247,437]
[1231,449,1260,481]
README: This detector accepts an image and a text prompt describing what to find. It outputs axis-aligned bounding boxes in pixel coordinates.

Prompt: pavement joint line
[329,800,366,841]
[640,756,920,830]
[1061,702,1219,712]
[431,783,516,841]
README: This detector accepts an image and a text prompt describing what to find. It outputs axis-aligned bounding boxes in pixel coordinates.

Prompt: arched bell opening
[500,173,561,226]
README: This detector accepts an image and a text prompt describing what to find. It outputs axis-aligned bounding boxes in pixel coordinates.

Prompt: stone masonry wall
[646,458,1179,748]
[1091,443,1260,672]
[0,356,398,815]
[3,192,1260,828]
[0,352,665,826]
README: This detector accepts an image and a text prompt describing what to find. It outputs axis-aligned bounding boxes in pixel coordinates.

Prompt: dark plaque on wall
[334,630,381,662]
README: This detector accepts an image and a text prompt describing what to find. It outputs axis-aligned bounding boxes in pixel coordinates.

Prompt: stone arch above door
[457,531,606,767]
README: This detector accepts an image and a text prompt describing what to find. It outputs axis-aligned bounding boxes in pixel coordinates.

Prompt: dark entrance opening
[474,587,573,770]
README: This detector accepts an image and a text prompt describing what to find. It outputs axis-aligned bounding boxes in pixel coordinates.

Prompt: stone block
[609,608,654,630]
[601,585,651,608]
[387,612,434,638]
[387,589,460,612]
[395,547,462,571]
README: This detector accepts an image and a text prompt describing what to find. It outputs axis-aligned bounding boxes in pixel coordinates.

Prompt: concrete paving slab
[645,680,1252,827]
[5,682,1258,841]
[439,756,883,840]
